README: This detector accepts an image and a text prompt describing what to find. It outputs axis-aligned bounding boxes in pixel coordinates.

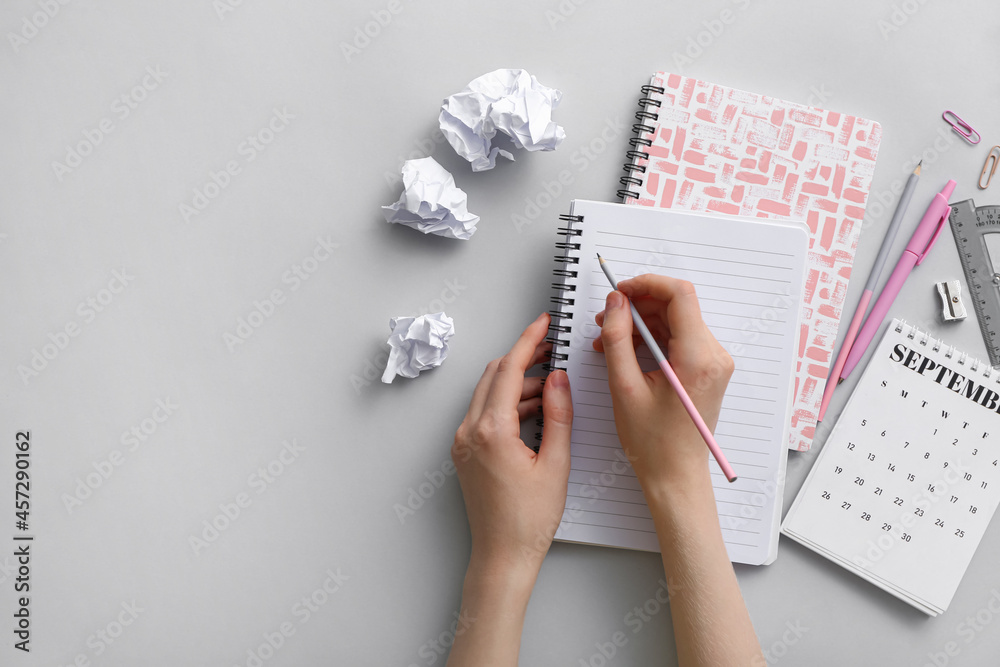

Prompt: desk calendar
[782,319,1000,616]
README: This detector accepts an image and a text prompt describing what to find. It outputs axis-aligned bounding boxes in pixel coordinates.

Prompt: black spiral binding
[534,212,583,448]
[617,83,665,201]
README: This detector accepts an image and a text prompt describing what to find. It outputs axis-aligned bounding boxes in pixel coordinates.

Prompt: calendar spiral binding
[534,212,584,448]
[617,83,666,202]
[895,320,1000,381]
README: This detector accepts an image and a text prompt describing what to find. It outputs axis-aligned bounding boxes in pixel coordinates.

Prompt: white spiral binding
[897,319,999,384]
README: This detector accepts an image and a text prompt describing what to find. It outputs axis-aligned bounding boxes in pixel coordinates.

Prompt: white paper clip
[936,280,967,321]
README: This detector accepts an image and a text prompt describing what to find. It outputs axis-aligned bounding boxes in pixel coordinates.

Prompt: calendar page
[782,320,1000,616]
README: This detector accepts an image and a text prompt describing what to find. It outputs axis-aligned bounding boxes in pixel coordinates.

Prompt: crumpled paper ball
[381,312,455,383]
[439,68,565,172]
[382,157,479,240]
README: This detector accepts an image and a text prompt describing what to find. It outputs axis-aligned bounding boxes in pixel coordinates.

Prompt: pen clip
[916,212,948,265]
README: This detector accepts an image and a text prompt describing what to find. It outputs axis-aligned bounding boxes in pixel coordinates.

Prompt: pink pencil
[598,254,737,483]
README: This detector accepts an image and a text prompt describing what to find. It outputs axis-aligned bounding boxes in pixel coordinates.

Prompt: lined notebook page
[553,199,807,565]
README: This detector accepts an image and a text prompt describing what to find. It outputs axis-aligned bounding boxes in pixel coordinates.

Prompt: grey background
[2,0,999,665]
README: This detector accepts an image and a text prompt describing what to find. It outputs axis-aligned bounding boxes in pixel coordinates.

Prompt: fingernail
[535,312,548,323]
[549,370,568,388]
[606,291,622,310]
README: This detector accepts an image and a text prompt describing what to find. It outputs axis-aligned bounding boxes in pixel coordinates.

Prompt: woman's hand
[595,276,764,667]
[594,275,733,491]
[447,312,573,667]
[452,312,573,574]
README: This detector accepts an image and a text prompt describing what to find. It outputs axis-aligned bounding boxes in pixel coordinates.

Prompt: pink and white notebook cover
[624,72,881,452]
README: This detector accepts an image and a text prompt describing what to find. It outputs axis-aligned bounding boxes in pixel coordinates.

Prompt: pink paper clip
[943,110,981,145]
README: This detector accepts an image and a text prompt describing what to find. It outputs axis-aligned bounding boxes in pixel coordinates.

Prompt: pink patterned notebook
[620,73,881,452]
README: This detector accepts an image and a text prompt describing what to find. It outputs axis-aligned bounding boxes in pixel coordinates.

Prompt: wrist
[465,549,539,605]
[448,550,538,666]
[639,452,710,493]
[640,458,714,513]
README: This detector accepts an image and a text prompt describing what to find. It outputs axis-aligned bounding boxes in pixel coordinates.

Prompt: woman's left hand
[452,312,574,576]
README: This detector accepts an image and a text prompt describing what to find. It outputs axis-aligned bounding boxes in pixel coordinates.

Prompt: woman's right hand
[598,275,766,667]
[593,274,734,492]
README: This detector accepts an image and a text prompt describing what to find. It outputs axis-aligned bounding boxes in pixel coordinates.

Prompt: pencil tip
[597,253,604,263]
[914,161,922,175]
[837,377,845,385]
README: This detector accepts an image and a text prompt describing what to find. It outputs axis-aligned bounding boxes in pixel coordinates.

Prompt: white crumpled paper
[381,312,455,383]
[439,68,566,171]
[382,157,479,240]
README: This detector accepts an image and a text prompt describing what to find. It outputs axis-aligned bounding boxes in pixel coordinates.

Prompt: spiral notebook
[547,199,808,565]
[616,72,882,452]
[782,320,1000,615]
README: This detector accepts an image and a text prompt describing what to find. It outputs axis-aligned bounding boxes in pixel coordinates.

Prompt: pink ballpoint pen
[597,254,737,483]
[818,162,922,422]
[839,179,957,381]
